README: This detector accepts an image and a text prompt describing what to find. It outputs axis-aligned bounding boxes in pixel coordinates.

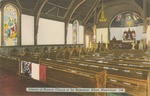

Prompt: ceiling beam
[64,0,76,18]
[45,7,56,14]
[133,0,143,16]
[82,0,100,25]
[143,0,148,32]
[34,0,48,45]
[57,8,59,17]
[16,0,23,9]
[134,0,143,8]
[47,2,68,10]
[34,0,40,11]
[65,0,86,23]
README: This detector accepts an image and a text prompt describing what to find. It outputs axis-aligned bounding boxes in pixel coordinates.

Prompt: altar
[122,28,135,43]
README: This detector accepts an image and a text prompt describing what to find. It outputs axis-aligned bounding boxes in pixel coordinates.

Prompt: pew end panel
[148,72,150,96]
[107,74,148,96]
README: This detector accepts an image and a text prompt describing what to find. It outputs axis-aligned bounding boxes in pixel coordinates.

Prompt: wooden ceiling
[0,0,148,26]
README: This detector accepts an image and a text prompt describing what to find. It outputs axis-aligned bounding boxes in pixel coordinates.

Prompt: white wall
[78,26,84,44]
[96,28,108,43]
[136,26,143,40]
[67,24,84,44]
[67,24,73,44]
[110,26,143,41]
[37,18,65,45]
[147,25,150,44]
[0,10,1,46]
[21,14,34,45]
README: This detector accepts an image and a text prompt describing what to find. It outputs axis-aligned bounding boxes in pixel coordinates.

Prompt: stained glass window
[116,14,122,22]
[72,20,79,44]
[111,12,143,27]
[3,4,19,46]
[125,13,131,20]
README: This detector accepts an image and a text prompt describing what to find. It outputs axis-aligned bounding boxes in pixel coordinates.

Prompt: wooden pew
[81,49,150,68]
[47,48,150,96]
[18,46,107,96]
[21,47,32,62]
[49,47,62,60]
[0,48,21,74]
[80,47,88,55]
[70,47,81,58]
[41,60,107,96]
[40,47,49,58]
[56,47,67,59]
[30,47,42,63]
[78,55,150,69]
[107,74,148,96]
[86,47,97,55]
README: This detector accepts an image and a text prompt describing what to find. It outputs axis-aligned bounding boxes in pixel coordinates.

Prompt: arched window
[2,3,20,46]
[72,20,79,44]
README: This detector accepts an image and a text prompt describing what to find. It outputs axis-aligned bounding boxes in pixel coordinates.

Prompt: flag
[21,61,46,82]
[31,63,40,80]
[40,65,47,82]
[21,61,32,77]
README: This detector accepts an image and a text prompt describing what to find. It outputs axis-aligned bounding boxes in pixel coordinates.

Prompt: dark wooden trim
[64,0,75,18]
[45,7,56,14]
[143,0,149,33]
[57,8,59,17]
[16,0,23,9]
[64,0,86,45]
[93,10,97,43]
[82,0,100,25]
[65,0,86,23]
[34,0,48,46]
[1,7,2,46]
[33,0,39,12]
[0,44,84,48]
[47,2,68,10]
[148,72,150,96]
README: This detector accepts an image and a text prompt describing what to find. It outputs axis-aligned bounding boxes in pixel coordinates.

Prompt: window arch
[2,3,20,46]
[72,20,79,44]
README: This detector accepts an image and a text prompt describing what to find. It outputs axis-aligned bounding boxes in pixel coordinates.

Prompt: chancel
[0,0,150,96]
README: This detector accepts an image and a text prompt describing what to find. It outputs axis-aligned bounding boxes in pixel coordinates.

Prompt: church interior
[0,0,150,96]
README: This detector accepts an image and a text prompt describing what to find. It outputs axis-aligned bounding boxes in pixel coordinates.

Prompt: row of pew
[0,46,150,96]
[0,46,104,96]
[39,47,150,96]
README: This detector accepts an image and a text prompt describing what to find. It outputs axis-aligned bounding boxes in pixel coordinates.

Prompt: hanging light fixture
[99,0,107,22]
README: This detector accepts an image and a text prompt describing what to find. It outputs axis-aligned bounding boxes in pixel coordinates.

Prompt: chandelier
[99,0,107,22]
